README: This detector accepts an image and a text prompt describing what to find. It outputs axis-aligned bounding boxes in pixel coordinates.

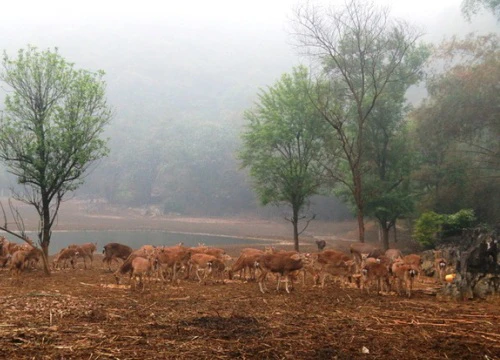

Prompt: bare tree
[292,0,425,242]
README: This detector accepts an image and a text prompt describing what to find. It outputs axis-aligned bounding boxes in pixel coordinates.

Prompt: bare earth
[0,200,499,359]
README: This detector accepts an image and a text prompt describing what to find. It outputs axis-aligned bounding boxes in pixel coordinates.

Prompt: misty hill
[0,2,497,219]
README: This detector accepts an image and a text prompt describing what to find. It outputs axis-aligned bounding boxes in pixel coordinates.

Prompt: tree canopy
[0,46,112,272]
[239,66,328,251]
[292,0,427,242]
[410,34,500,223]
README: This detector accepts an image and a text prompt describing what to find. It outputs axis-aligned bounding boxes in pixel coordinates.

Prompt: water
[14,230,263,255]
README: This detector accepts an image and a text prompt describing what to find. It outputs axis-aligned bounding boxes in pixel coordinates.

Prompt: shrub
[442,209,477,237]
[413,211,445,249]
[413,209,478,248]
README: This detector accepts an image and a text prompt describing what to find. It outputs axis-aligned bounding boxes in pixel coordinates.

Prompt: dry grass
[0,257,499,360]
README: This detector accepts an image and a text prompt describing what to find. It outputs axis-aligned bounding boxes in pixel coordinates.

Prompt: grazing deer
[255,252,303,294]
[153,245,192,282]
[102,243,133,271]
[53,248,80,270]
[10,248,42,278]
[130,256,156,292]
[231,249,264,281]
[67,243,97,269]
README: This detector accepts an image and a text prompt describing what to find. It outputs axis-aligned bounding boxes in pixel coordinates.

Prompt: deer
[402,254,423,281]
[129,256,156,291]
[67,242,97,269]
[230,249,264,281]
[385,249,403,263]
[114,254,155,291]
[315,239,327,251]
[315,251,356,288]
[153,245,192,282]
[53,247,80,270]
[360,261,391,295]
[255,251,303,294]
[392,260,419,298]
[10,247,42,278]
[208,258,227,283]
[307,250,352,287]
[350,242,384,274]
[433,250,447,283]
[188,253,221,283]
[102,243,133,271]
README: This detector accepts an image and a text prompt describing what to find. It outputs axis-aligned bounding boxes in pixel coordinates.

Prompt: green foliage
[239,65,327,218]
[0,46,111,194]
[442,209,478,236]
[293,0,429,242]
[410,34,500,224]
[413,211,445,248]
[0,45,111,254]
[414,209,478,248]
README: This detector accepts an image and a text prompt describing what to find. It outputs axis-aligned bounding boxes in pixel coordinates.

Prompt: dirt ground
[0,200,499,359]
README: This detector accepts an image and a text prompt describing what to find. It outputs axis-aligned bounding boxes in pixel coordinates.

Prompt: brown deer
[255,252,303,294]
[102,243,133,271]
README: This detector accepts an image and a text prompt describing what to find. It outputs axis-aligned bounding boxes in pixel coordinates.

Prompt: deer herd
[0,235,449,298]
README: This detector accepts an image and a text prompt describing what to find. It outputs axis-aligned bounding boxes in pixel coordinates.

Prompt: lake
[13,230,266,255]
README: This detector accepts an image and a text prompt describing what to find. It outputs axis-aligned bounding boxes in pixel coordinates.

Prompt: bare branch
[298,214,317,236]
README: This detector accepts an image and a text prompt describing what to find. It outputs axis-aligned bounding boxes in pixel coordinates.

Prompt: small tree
[413,211,445,249]
[239,66,327,251]
[0,46,112,274]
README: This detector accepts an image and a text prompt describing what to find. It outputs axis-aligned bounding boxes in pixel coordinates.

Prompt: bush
[413,209,478,248]
[442,209,477,236]
[413,211,445,249]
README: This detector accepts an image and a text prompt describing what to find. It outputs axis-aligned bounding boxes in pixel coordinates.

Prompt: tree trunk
[381,225,390,251]
[393,222,398,243]
[356,211,365,243]
[41,199,52,275]
[353,169,365,242]
[293,206,299,252]
[39,246,51,275]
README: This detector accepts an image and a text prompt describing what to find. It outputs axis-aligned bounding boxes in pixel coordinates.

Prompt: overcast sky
[0,0,496,105]
[1,0,495,30]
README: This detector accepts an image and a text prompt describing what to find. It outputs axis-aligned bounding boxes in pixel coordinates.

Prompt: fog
[0,0,497,219]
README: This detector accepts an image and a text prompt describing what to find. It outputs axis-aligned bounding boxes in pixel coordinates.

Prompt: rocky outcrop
[437,227,499,300]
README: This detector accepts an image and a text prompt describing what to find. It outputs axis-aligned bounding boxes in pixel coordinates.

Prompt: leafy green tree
[293,0,426,242]
[363,120,415,250]
[0,46,112,274]
[239,66,327,251]
[411,34,500,223]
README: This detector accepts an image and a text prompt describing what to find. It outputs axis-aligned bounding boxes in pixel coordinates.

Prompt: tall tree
[411,34,500,223]
[292,0,425,242]
[0,46,112,274]
[239,66,327,251]
[362,98,414,249]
